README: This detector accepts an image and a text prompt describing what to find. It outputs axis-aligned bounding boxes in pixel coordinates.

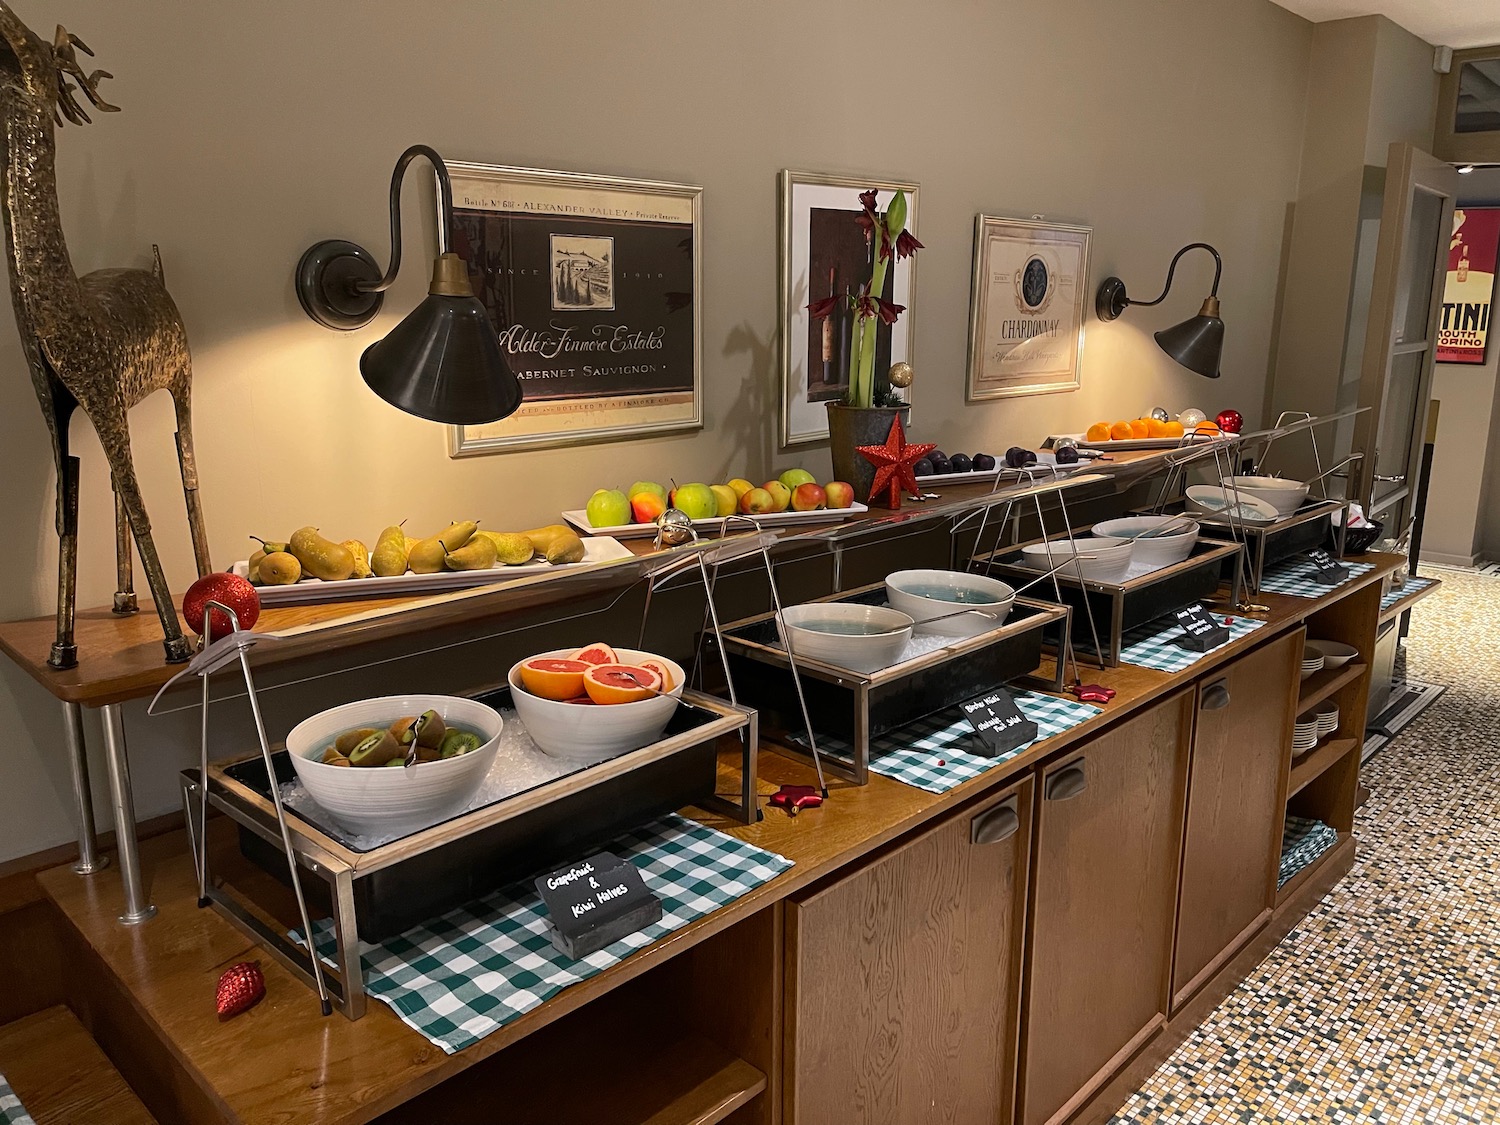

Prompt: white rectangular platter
[230,536,634,605]
[1045,432,1233,452]
[917,451,1093,487]
[562,503,867,540]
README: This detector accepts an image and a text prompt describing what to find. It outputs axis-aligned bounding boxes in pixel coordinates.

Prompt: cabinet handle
[1201,680,1231,711]
[1045,763,1087,801]
[971,801,1020,845]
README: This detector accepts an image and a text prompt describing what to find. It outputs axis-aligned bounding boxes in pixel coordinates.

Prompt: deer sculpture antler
[51,25,117,126]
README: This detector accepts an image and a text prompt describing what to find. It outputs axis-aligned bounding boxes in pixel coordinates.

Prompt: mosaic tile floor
[1111,571,1499,1125]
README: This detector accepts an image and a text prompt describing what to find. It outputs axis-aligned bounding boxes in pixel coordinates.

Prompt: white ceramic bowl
[1185,485,1279,524]
[1306,639,1358,668]
[778,603,913,673]
[508,647,685,765]
[1315,702,1340,736]
[1092,516,1200,568]
[286,694,503,837]
[885,569,1016,637]
[1224,475,1311,517]
[1299,652,1325,680]
[1018,536,1133,583]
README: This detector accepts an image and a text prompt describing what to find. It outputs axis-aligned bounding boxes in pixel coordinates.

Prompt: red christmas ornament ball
[216,960,266,1020]
[182,572,261,638]
[1215,409,1243,435]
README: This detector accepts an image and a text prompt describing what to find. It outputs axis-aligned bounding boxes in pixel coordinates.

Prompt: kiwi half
[348,729,401,768]
[334,727,380,756]
[414,709,447,749]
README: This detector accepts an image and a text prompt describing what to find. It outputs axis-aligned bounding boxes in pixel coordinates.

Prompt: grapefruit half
[569,642,619,666]
[519,657,590,701]
[583,663,661,705]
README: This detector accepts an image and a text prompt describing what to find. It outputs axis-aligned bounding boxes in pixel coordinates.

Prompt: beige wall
[0,0,1315,861]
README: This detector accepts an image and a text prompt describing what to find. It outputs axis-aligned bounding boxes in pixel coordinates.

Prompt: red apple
[739,487,776,515]
[791,483,827,512]
[631,491,666,524]
[762,481,792,512]
[824,481,855,509]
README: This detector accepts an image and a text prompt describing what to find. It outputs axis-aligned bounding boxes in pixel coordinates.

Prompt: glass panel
[1373,349,1424,504]
[1394,188,1443,344]
[1455,59,1500,134]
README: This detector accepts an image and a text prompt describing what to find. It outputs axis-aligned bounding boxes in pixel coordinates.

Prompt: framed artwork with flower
[779,171,920,446]
[965,215,1091,401]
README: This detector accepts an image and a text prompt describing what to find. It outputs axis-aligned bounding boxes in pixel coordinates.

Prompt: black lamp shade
[359,293,523,424]
[1153,301,1224,379]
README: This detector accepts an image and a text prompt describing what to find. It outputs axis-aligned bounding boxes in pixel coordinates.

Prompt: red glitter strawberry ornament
[216,961,266,1020]
[182,572,261,638]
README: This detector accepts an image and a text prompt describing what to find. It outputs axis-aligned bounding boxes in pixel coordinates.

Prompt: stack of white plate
[1292,716,1321,756]
[1314,701,1340,738]
[1300,650,1326,680]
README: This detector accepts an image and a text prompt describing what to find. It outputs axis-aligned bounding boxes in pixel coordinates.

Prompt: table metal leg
[61,701,107,875]
[99,703,156,924]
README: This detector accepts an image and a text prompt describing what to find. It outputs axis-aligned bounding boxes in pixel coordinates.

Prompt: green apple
[779,468,816,491]
[762,481,792,513]
[710,484,738,517]
[628,480,667,504]
[671,482,717,520]
[585,488,631,528]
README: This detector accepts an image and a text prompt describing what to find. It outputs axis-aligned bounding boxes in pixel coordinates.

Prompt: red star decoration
[855,415,935,510]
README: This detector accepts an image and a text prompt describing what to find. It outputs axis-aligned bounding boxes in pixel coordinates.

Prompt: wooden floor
[0,1006,157,1125]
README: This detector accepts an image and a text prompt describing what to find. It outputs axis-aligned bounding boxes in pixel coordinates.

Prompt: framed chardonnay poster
[443,162,703,456]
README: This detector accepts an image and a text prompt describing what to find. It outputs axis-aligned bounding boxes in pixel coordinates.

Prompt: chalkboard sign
[960,689,1039,757]
[1174,604,1231,652]
[1307,548,1350,585]
[535,852,662,960]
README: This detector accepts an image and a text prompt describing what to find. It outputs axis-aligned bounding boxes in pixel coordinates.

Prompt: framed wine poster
[443,163,702,456]
[965,215,1091,400]
[779,170,919,447]
[1438,206,1499,365]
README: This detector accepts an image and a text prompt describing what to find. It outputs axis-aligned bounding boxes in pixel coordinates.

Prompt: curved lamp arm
[357,144,456,295]
[1096,242,1222,321]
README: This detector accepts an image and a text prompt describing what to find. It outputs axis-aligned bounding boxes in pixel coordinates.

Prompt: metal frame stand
[60,700,106,876]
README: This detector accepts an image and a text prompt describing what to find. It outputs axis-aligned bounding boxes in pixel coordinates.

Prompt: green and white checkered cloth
[300,814,791,1053]
[1118,609,1265,673]
[1381,575,1436,613]
[793,691,1101,794]
[0,1078,35,1125]
[1258,556,1375,598]
[1279,815,1339,887]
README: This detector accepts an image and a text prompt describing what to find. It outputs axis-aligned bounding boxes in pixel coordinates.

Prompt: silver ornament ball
[1178,408,1207,428]
[888,362,914,389]
[654,508,696,548]
[1054,436,1079,451]
[1149,407,1170,422]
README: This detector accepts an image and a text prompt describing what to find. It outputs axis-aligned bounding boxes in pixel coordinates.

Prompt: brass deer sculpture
[0,2,209,667]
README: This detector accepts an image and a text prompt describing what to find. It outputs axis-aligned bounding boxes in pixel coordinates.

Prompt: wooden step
[0,1007,157,1125]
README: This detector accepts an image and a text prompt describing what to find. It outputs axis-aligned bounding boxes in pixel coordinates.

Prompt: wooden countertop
[37,554,1403,1125]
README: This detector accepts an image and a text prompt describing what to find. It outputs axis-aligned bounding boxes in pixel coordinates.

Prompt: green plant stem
[851,254,891,408]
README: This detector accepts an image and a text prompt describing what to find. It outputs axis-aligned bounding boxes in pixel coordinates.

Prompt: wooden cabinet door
[786,776,1033,1125]
[1020,691,1191,1125]
[1171,630,1302,1007]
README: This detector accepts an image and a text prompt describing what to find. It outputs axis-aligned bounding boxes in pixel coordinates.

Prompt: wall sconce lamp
[1094,242,1224,379]
[295,145,523,425]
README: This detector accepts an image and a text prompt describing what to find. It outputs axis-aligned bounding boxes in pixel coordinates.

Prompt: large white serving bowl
[1223,475,1310,517]
[1092,516,1201,568]
[1306,639,1358,668]
[507,647,685,765]
[1185,485,1278,524]
[1018,536,1133,583]
[885,569,1016,637]
[286,694,503,837]
[778,603,913,673]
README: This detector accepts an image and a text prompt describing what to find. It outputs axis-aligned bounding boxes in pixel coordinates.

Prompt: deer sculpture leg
[46,391,81,671]
[112,479,137,614]
[94,406,191,664]
[170,380,211,577]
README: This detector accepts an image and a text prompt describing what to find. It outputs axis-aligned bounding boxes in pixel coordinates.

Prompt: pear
[446,535,499,571]
[370,524,409,577]
[521,525,575,557]
[289,527,356,581]
[247,547,267,584]
[252,536,290,555]
[476,531,535,565]
[543,531,586,565]
[258,552,302,585]
[406,536,447,574]
[343,539,373,579]
[435,521,478,550]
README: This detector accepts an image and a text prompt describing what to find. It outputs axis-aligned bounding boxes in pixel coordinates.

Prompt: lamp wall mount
[1094,241,1225,379]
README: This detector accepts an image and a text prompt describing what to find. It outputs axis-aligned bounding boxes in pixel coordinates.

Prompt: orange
[637,657,676,692]
[1147,418,1170,438]
[1085,422,1111,443]
[569,642,618,666]
[1193,421,1221,437]
[1129,419,1151,438]
[1109,421,1133,441]
[519,657,590,701]
[583,663,661,705]
[1163,420,1185,437]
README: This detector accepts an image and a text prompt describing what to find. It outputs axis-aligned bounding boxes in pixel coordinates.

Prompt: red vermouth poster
[1438,207,1500,365]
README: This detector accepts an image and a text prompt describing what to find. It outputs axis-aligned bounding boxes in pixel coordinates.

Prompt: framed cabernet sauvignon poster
[443,163,702,455]
[1438,206,1499,365]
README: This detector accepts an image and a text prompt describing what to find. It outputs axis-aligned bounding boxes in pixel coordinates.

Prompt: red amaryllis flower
[894,229,924,259]
[854,289,906,325]
[855,189,880,236]
[806,294,844,320]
